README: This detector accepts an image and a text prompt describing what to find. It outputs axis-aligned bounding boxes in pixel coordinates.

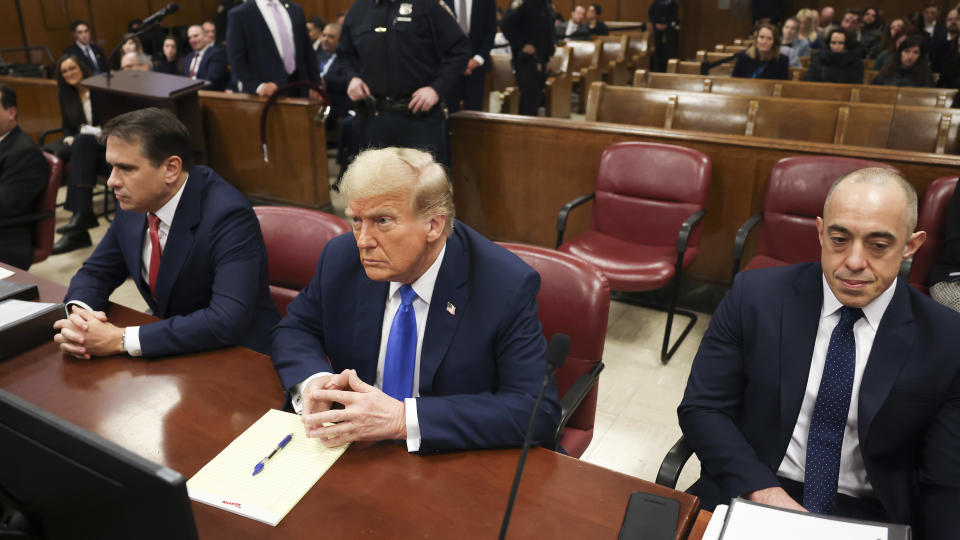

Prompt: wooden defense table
[0,265,700,539]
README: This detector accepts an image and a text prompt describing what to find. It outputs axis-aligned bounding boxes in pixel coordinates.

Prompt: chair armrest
[655,436,693,489]
[38,128,64,146]
[675,209,707,254]
[732,213,763,278]
[0,211,54,229]
[553,362,604,451]
[556,193,595,248]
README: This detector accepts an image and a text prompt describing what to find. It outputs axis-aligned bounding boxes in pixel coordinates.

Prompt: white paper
[702,504,728,540]
[720,500,888,540]
[0,300,58,329]
[0,268,14,280]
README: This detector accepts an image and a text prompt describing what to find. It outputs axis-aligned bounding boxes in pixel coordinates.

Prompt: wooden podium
[84,71,208,164]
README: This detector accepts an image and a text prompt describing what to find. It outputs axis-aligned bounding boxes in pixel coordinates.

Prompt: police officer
[649,0,679,73]
[337,0,470,166]
[500,0,556,116]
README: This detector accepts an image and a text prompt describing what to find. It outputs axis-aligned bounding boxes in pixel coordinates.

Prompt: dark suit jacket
[64,43,108,73]
[679,263,960,539]
[443,0,497,72]
[225,1,319,96]
[182,45,230,91]
[0,126,48,270]
[272,221,561,453]
[64,166,280,356]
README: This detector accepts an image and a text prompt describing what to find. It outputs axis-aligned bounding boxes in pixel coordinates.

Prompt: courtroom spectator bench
[0,75,60,141]
[585,83,959,154]
[448,111,960,285]
[633,70,958,107]
[695,51,879,84]
[485,48,572,118]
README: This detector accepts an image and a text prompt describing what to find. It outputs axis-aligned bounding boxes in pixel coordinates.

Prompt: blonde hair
[341,147,455,236]
[796,8,820,43]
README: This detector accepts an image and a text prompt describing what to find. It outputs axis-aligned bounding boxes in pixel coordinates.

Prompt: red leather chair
[732,156,902,278]
[253,206,350,316]
[555,141,710,364]
[906,176,958,294]
[33,152,63,264]
[500,242,609,458]
[39,129,113,221]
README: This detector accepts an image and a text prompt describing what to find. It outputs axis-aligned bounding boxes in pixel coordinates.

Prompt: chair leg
[660,271,697,364]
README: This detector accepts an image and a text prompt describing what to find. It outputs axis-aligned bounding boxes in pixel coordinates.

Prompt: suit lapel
[419,233,470,395]
[778,264,824,452]
[153,172,202,316]
[0,126,18,157]
[858,280,914,445]
[252,2,288,64]
[352,276,388,385]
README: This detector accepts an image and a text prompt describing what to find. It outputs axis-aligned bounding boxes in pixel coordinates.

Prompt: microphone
[498,333,570,540]
[141,2,179,28]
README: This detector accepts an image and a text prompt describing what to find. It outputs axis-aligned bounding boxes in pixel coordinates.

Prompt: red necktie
[148,213,162,298]
[189,54,199,78]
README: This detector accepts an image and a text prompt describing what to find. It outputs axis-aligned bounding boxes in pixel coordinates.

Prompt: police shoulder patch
[438,0,456,19]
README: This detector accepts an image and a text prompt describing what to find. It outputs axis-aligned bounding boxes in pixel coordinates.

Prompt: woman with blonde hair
[796,8,823,49]
[732,22,790,79]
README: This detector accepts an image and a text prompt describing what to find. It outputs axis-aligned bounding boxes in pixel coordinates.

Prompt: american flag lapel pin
[446,302,456,316]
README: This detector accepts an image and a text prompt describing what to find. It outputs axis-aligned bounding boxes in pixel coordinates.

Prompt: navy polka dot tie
[803,306,863,514]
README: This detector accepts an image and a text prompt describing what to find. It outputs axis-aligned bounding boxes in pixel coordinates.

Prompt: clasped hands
[53,306,124,359]
[301,369,406,447]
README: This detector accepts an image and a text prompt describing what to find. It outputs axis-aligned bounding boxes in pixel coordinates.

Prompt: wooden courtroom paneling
[0,75,61,141]
[199,90,330,209]
[449,111,960,285]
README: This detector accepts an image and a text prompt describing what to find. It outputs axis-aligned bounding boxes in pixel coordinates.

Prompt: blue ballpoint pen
[252,433,293,476]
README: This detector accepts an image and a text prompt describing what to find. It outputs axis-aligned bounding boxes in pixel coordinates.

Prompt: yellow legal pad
[186,409,349,526]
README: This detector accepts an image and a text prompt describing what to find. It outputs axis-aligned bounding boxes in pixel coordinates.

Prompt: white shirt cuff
[124,326,142,357]
[291,372,332,414]
[405,398,421,452]
[255,82,264,95]
[64,299,95,317]
[473,54,485,66]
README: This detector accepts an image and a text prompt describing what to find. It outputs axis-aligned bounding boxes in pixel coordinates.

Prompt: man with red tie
[53,108,279,358]
[182,24,230,91]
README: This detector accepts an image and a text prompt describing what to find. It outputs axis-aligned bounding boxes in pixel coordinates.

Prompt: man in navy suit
[183,25,230,91]
[445,0,497,112]
[63,20,108,74]
[53,108,279,358]
[271,147,560,453]
[226,0,320,98]
[679,168,960,538]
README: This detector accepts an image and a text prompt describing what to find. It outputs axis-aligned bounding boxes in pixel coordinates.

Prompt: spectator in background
[155,35,182,75]
[214,0,242,45]
[0,84,49,270]
[929,181,960,312]
[49,55,109,255]
[111,36,144,70]
[932,7,959,73]
[804,28,864,84]
[306,15,328,69]
[445,0,497,113]
[938,30,960,90]
[585,4,608,36]
[733,23,789,80]
[559,5,587,39]
[336,11,346,25]
[818,6,835,36]
[840,9,877,58]
[872,34,935,87]
[120,51,151,71]
[796,8,823,50]
[649,0,679,72]
[226,0,320,98]
[923,2,946,41]
[64,20,108,74]
[862,7,883,35]
[184,24,230,91]
[781,17,811,62]
[202,20,218,45]
[874,18,913,71]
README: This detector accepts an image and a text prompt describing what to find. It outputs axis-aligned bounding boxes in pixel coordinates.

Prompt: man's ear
[163,155,183,184]
[816,216,824,247]
[903,230,926,260]
[424,214,446,242]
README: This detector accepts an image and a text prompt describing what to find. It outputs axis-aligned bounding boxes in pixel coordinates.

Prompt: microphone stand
[497,333,569,540]
[103,21,163,81]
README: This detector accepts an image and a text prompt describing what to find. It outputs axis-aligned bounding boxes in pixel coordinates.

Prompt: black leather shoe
[56,213,99,234]
[52,231,92,255]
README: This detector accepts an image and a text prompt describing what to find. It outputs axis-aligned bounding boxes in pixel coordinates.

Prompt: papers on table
[0,267,14,280]
[0,300,59,331]
[186,409,349,526]
[705,498,910,540]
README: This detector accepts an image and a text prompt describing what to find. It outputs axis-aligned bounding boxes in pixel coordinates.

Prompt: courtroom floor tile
[27,185,711,495]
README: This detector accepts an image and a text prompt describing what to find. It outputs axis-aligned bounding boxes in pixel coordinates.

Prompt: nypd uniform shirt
[337,0,471,100]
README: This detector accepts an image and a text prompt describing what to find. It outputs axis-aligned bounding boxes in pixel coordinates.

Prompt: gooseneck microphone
[141,3,179,28]
[498,333,570,540]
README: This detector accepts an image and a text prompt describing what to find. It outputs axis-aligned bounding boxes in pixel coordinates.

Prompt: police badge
[399,3,413,15]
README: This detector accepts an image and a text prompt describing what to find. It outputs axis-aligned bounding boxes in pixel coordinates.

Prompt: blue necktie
[382,285,418,401]
[803,306,863,514]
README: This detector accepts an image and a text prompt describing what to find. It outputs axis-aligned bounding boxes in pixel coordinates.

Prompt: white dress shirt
[254,0,296,68]
[292,244,447,453]
[777,274,898,497]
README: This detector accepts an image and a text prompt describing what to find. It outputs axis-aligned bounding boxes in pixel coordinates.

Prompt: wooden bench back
[565,40,599,74]
[547,45,572,75]
[586,82,957,153]
[595,35,628,65]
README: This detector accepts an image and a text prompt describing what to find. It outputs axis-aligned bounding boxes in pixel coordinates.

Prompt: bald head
[825,167,918,235]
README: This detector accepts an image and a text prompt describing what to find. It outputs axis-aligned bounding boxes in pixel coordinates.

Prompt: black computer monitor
[0,389,198,539]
